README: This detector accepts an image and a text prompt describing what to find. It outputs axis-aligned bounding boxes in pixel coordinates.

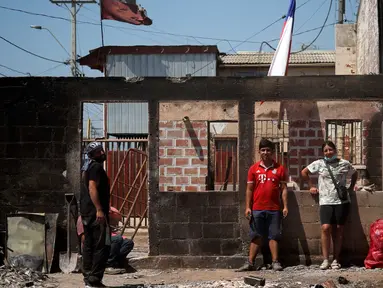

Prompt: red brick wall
[288,120,325,184]
[159,120,208,192]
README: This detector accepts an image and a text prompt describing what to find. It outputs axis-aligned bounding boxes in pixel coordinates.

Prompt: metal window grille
[254,120,289,167]
[214,138,238,191]
[325,120,362,164]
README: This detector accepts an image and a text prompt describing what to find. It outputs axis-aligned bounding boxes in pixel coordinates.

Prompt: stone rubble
[0,265,58,288]
[123,266,383,288]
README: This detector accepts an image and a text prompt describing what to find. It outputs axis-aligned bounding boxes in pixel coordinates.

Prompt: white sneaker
[331,259,341,269]
[320,259,330,270]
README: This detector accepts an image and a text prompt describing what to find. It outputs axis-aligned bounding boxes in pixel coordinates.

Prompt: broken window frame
[254,120,289,168]
[325,119,363,165]
[213,137,238,191]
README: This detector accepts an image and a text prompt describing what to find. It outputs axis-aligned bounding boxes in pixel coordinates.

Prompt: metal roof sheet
[220,50,335,65]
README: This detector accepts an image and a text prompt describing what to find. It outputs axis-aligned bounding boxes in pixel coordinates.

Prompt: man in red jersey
[236,138,288,272]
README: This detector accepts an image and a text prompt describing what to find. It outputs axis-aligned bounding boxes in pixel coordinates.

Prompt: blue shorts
[249,210,282,241]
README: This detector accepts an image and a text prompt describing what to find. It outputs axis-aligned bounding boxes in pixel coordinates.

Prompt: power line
[0,5,70,21]
[233,17,285,51]
[0,5,265,45]
[0,72,7,77]
[0,64,30,76]
[292,0,333,53]
[0,3,329,48]
[36,63,66,76]
[257,21,337,53]
[0,35,67,64]
[263,22,337,48]
[296,0,329,32]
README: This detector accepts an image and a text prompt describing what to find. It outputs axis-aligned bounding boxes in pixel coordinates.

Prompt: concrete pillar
[335,24,357,75]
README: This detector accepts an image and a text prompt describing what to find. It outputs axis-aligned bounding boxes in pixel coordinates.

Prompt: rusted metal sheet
[6,213,46,272]
[6,213,59,273]
[45,213,59,273]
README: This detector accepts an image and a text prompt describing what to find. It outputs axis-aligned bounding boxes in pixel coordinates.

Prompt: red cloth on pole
[101,0,152,26]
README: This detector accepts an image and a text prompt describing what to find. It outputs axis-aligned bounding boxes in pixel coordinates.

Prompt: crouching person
[77,207,135,275]
[236,139,288,272]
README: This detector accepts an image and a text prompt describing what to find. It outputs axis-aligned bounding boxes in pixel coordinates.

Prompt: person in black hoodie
[80,141,111,288]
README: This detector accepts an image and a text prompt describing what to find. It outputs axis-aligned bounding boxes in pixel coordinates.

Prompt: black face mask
[93,153,106,163]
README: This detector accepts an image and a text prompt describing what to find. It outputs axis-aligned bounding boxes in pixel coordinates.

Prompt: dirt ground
[50,266,383,288]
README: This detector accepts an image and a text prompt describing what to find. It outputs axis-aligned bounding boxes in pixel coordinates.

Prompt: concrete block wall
[1,77,383,267]
[280,190,383,265]
[156,192,241,256]
[0,100,74,220]
[159,120,208,191]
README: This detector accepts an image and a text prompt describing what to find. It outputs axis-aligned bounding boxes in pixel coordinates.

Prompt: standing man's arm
[281,182,288,218]
[281,167,288,218]
[245,166,254,219]
[246,183,254,219]
[88,166,105,223]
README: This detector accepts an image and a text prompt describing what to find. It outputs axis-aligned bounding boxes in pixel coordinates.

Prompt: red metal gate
[108,148,148,230]
[82,139,149,231]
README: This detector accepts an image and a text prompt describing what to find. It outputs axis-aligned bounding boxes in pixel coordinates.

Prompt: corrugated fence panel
[106,53,217,77]
[107,102,149,134]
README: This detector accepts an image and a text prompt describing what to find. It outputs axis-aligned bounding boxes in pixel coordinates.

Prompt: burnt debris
[0,265,58,288]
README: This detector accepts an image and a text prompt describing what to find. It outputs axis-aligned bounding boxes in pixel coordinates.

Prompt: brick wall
[156,192,241,256]
[159,120,208,192]
[288,120,325,183]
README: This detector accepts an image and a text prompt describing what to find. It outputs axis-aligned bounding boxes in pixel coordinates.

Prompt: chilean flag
[267,0,296,76]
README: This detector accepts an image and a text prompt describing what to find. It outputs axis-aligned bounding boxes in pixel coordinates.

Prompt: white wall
[357,0,380,74]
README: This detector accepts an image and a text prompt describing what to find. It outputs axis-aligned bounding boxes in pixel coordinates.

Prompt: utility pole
[50,0,97,76]
[338,0,345,24]
[71,1,77,77]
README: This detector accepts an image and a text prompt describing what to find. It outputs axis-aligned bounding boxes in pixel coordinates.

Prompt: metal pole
[71,0,77,76]
[87,119,91,139]
[338,0,344,24]
[100,0,105,46]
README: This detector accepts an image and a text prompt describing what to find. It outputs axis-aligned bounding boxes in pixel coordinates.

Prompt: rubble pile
[0,265,58,288]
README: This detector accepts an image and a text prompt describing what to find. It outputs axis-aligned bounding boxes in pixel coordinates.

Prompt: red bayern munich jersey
[247,161,287,211]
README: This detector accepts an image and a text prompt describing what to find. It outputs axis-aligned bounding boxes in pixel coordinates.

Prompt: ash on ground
[124,266,383,288]
[0,265,58,288]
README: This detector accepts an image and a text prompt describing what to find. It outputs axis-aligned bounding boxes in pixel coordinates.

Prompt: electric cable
[0,35,67,64]
[296,0,329,32]
[292,0,333,53]
[0,64,30,76]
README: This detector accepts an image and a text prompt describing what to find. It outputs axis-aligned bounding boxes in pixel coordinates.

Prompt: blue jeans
[106,235,134,268]
[249,210,281,241]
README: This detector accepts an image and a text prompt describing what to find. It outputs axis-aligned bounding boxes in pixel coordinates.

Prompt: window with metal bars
[254,120,289,167]
[214,138,238,189]
[325,120,363,164]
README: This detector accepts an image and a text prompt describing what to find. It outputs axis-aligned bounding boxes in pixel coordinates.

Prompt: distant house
[218,50,335,76]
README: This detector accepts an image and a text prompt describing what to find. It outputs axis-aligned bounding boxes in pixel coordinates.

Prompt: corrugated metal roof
[78,45,219,72]
[220,50,335,65]
[106,53,217,77]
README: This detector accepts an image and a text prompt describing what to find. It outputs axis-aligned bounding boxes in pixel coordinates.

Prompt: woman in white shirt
[301,140,358,270]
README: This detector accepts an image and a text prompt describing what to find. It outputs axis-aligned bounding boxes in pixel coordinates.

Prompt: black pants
[82,217,111,285]
[320,203,350,225]
[106,235,134,268]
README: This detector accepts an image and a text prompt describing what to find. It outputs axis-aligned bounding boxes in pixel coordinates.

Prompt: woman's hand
[309,187,319,195]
